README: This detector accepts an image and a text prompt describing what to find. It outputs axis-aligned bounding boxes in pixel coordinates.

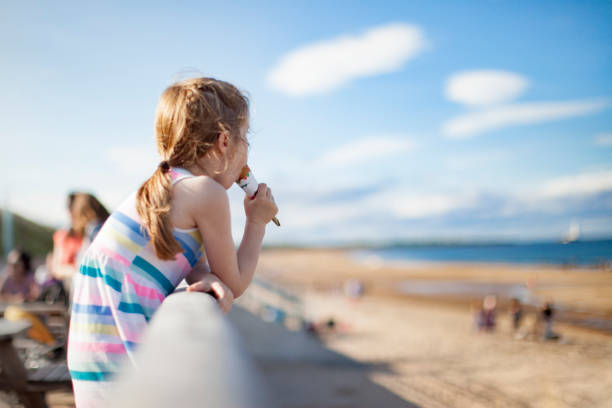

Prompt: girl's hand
[244,183,278,226]
[186,273,234,313]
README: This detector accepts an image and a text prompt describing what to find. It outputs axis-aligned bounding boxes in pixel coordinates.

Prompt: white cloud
[445,149,509,171]
[297,188,475,227]
[443,99,610,139]
[498,170,612,216]
[278,201,366,229]
[385,193,475,219]
[267,23,427,96]
[595,132,612,146]
[539,170,612,198]
[446,70,529,106]
[316,137,414,167]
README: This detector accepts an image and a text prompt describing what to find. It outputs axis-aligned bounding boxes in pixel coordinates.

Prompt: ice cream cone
[236,165,280,226]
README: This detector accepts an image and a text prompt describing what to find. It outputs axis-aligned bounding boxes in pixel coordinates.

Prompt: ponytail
[136,163,182,260]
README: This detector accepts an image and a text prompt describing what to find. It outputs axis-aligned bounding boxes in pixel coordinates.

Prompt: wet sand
[252,248,612,408]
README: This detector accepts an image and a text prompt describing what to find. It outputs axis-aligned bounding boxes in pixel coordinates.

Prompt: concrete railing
[112,292,276,408]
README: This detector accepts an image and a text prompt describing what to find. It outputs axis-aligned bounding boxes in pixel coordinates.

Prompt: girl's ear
[216,131,230,155]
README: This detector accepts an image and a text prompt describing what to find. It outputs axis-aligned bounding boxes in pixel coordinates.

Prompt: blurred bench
[0,319,71,408]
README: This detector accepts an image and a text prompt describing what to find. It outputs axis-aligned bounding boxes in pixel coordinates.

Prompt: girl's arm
[184,239,234,313]
[192,179,276,298]
[185,252,211,285]
[184,249,234,313]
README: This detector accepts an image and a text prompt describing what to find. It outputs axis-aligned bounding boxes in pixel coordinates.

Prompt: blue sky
[1,0,611,245]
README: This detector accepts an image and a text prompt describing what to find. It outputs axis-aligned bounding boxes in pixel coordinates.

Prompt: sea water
[355,239,612,267]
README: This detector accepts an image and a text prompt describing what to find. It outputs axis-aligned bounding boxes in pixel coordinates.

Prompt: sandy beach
[4,248,612,408]
[249,248,612,408]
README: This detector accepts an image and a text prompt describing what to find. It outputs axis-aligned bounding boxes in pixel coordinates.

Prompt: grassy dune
[0,209,54,259]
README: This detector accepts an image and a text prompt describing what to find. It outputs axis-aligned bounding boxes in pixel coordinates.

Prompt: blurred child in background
[0,249,39,302]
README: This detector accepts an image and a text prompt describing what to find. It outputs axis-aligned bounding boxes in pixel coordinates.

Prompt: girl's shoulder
[174,174,227,201]
[172,175,229,223]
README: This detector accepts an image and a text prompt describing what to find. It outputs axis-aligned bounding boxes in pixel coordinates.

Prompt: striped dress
[67,168,204,408]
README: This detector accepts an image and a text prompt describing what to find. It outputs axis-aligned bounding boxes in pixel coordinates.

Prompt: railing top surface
[112,292,276,408]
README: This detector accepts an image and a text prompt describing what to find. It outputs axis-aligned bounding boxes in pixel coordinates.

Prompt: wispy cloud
[267,23,427,96]
[443,99,610,139]
[382,192,476,219]
[595,132,612,146]
[316,137,414,167]
[272,186,477,231]
[539,170,612,198]
[445,70,529,106]
[494,170,612,217]
[276,201,367,229]
[445,149,510,171]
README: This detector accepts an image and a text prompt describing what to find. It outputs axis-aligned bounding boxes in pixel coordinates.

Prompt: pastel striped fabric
[67,168,204,408]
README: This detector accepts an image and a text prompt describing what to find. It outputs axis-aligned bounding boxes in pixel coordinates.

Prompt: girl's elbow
[231,285,247,299]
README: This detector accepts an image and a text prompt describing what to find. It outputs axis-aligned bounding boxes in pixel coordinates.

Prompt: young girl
[67,77,278,407]
[0,249,38,302]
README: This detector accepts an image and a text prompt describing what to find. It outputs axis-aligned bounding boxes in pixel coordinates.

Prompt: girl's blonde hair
[136,77,249,260]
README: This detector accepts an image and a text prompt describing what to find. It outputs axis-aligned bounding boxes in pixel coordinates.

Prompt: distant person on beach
[67,77,277,407]
[541,301,560,340]
[509,297,523,332]
[343,278,364,301]
[478,295,497,332]
[0,249,39,302]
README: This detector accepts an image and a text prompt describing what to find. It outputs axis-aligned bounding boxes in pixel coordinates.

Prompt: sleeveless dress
[67,168,204,408]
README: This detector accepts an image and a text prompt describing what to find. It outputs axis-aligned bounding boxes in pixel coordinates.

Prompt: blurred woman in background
[52,192,110,295]
[72,193,110,252]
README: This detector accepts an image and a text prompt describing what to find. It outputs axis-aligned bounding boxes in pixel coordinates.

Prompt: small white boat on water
[562,221,580,244]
